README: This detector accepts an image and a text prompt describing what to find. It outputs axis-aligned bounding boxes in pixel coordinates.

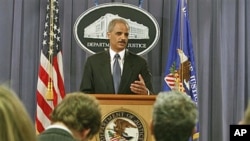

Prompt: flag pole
[46,0,54,100]
[180,0,184,51]
[174,0,185,92]
[179,0,186,93]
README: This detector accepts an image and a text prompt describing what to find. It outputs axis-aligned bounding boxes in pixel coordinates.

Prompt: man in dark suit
[37,92,101,141]
[80,18,154,95]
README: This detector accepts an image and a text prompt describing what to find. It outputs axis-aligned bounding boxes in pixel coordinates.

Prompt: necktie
[113,54,121,94]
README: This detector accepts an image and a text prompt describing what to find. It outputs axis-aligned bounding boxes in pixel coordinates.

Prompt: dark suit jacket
[37,128,75,141]
[80,50,154,94]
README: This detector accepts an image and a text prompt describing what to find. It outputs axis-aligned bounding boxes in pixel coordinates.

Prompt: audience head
[0,85,36,141]
[151,90,198,141]
[239,100,250,124]
[50,92,102,140]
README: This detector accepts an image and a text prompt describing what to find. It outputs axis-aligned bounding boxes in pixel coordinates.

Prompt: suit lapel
[100,51,115,92]
[119,51,134,92]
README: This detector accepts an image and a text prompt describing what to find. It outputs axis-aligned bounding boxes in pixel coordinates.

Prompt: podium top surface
[91,94,156,105]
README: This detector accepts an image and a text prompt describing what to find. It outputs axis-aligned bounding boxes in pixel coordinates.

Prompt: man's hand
[130,74,149,95]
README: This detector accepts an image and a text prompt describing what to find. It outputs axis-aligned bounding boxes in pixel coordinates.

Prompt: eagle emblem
[107,118,137,141]
[98,109,146,141]
[164,49,191,92]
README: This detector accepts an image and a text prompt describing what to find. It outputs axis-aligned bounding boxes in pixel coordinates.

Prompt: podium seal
[97,108,148,141]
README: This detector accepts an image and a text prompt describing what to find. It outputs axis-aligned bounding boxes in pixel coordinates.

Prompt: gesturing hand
[130,74,148,95]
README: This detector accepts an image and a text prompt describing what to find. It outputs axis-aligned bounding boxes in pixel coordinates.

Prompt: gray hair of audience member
[50,92,102,139]
[0,86,37,141]
[152,91,198,141]
[107,18,130,32]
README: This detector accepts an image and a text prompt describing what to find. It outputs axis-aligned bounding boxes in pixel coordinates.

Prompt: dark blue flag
[162,0,199,140]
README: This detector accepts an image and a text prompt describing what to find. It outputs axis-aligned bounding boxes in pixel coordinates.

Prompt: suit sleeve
[141,60,155,94]
[79,58,94,93]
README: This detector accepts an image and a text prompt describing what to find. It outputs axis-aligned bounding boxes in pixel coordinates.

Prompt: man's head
[50,92,101,141]
[151,91,198,141]
[107,18,130,52]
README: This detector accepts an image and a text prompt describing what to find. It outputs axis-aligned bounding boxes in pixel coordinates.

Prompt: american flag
[36,0,65,133]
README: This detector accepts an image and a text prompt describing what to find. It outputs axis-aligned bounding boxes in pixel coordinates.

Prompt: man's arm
[79,59,94,94]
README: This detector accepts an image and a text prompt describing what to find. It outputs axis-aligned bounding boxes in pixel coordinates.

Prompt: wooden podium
[91,94,156,141]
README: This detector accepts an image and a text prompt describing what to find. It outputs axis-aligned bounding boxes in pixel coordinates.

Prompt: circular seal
[97,108,148,141]
[74,2,160,55]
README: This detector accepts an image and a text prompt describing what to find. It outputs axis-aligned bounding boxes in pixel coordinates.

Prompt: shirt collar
[109,49,125,60]
[46,124,73,135]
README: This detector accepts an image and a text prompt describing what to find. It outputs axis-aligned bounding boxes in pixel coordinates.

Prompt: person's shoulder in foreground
[151,90,198,141]
[0,85,37,141]
[37,92,102,141]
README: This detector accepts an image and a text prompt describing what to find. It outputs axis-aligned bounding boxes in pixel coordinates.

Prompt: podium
[91,94,156,141]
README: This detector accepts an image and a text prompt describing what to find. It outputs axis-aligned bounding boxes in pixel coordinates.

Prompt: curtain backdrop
[0,0,249,141]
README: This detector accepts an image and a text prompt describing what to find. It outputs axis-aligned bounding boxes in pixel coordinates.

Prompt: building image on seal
[84,13,149,39]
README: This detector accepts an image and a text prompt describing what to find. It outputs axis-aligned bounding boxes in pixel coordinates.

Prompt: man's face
[107,22,129,52]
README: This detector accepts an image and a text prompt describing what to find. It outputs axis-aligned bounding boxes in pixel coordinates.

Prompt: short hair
[152,91,198,141]
[0,86,36,141]
[50,92,101,139]
[107,18,130,32]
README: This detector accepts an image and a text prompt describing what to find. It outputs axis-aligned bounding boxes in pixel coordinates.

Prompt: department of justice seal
[74,2,160,55]
[97,108,148,141]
